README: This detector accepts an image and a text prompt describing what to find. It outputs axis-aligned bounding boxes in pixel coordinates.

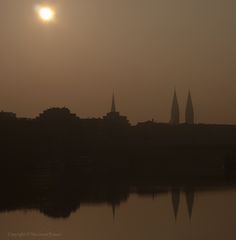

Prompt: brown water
[1,190,236,240]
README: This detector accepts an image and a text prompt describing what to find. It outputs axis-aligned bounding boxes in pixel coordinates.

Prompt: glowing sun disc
[38,6,55,22]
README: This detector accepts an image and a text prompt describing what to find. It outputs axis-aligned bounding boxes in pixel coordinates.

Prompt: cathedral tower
[185,91,194,124]
[170,90,180,125]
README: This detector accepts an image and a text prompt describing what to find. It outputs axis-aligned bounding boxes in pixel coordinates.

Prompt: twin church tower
[107,89,194,125]
[170,90,194,125]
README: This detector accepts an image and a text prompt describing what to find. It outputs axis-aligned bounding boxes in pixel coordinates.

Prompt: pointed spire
[111,90,116,113]
[170,89,180,125]
[171,189,180,221]
[185,90,194,124]
[185,189,195,220]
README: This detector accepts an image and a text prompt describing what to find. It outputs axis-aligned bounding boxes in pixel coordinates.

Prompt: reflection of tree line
[0,166,236,220]
[0,178,196,220]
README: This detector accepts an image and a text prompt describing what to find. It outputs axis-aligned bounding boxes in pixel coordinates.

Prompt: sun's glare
[37,6,55,22]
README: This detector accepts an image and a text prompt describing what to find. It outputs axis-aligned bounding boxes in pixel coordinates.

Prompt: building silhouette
[0,111,16,120]
[170,90,180,125]
[103,92,129,125]
[185,91,194,124]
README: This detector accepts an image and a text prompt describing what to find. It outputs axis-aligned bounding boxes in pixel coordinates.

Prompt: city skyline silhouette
[0,1,236,239]
[1,90,198,125]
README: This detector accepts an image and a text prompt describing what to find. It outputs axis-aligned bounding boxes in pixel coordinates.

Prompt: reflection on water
[1,191,236,240]
[1,179,236,240]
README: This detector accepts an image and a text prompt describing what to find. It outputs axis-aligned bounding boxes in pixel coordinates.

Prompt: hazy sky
[0,0,235,124]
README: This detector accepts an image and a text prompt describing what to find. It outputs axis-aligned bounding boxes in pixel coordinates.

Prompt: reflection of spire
[111,91,116,113]
[152,192,156,200]
[185,90,194,124]
[171,189,180,220]
[185,189,195,220]
[170,90,180,125]
[112,204,116,220]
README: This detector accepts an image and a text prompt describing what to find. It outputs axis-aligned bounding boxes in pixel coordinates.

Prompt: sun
[37,6,55,22]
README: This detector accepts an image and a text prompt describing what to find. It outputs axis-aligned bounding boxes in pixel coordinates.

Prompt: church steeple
[170,90,180,125]
[185,90,194,124]
[111,91,116,113]
[103,91,129,125]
